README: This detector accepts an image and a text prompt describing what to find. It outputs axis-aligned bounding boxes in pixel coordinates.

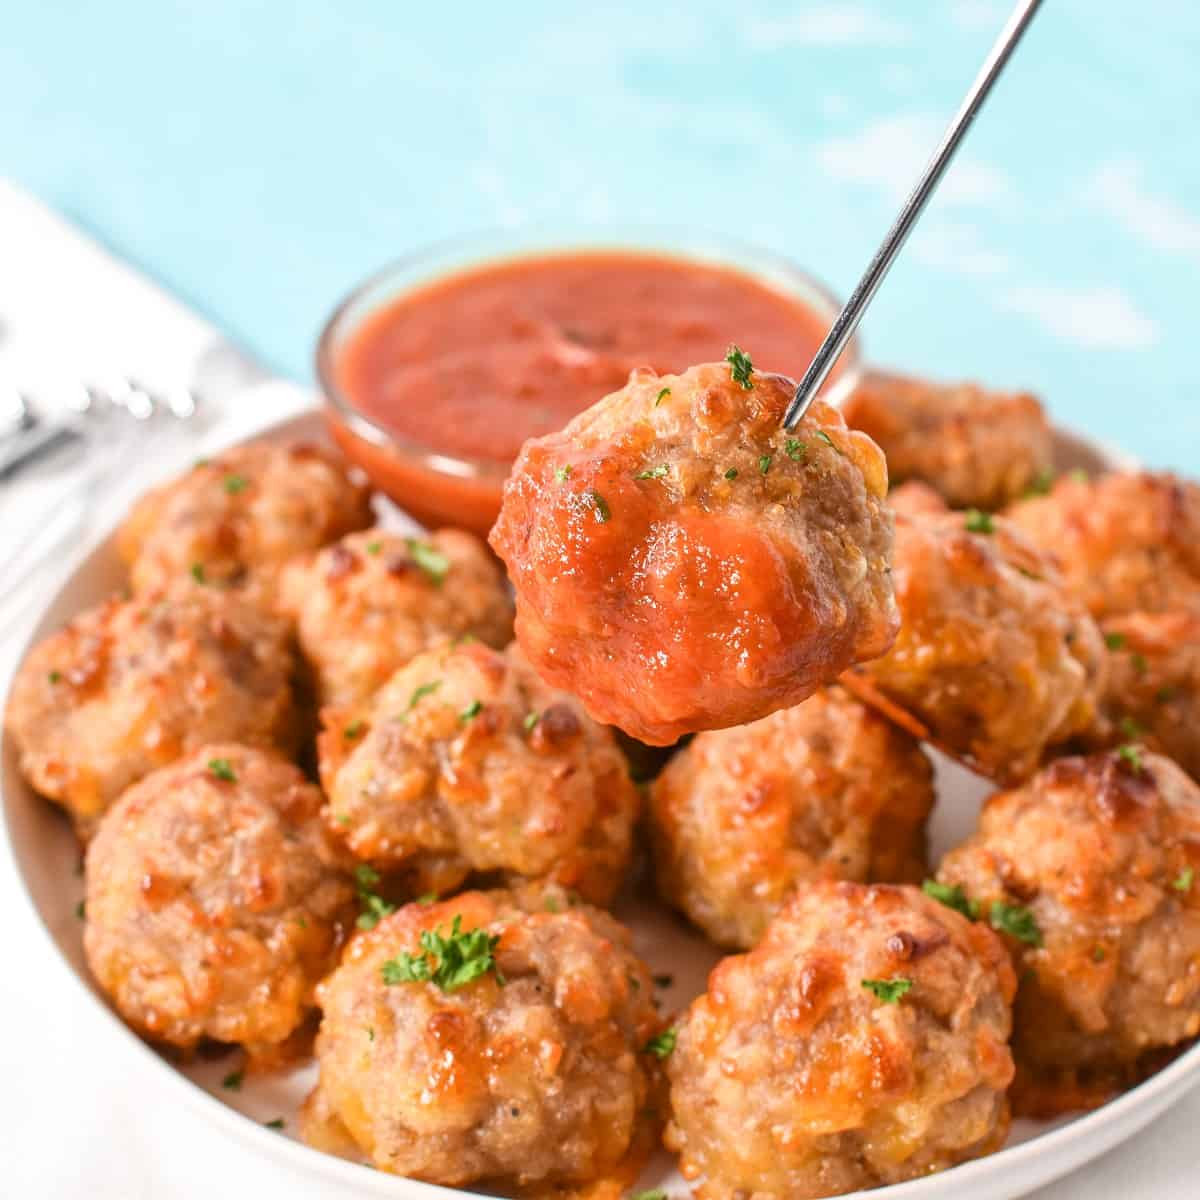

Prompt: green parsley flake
[265,1118,285,1131]
[407,680,442,711]
[555,465,572,482]
[723,467,738,480]
[1068,468,1089,483]
[1117,743,1145,773]
[354,864,396,931]
[366,540,383,556]
[223,474,248,495]
[343,718,365,740]
[380,915,503,992]
[416,892,439,905]
[1131,653,1149,675]
[543,895,562,913]
[48,671,62,685]
[634,464,669,481]
[1172,866,1194,893]
[815,430,843,455]
[1104,632,1127,651]
[1157,686,1178,703]
[1025,468,1056,497]
[758,454,772,476]
[632,1190,668,1200]
[366,1027,375,1041]
[222,1069,244,1091]
[406,538,451,585]
[1092,946,1107,963]
[964,509,995,534]
[725,345,754,389]
[626,971,641,991]
[989,901,1043,946]
[460,699,483,722]
[207,757,237,783]
[643,1028,677,1059]
[588,491,611,523]
[785,438,807,462]
[1119,715,1144,739]
[190,562,207,584]
[655,387,671,406]
[523,710,541,733]
[75,900,85,920]
[335,813,351,825]
[861,977,913,1004]
[922,879,980,920]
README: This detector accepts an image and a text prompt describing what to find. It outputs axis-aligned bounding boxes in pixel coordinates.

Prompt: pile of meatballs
[7,358,1200,1200]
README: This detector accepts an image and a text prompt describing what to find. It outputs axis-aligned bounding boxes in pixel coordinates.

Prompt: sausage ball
[843,508,1107,785]
[937,749,1200,1076]
[1085,612,1200,781]
[301,885,663,1188]
[649,686,934,949]
[5,587,299,838]
[842,369,1053,511]
[318,640,638,905]
[84,745,355,1061]
[1005,471,1200,618]
[490,358,898,745]
[278,528,514,708]
[665,881,1016,1200]
[119,441,373,603]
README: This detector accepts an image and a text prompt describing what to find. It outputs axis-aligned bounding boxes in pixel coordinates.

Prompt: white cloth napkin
[0,182,1195,1200]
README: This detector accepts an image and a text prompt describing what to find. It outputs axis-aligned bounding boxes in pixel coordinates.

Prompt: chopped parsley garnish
[964,509,995,534]
[1104,632,1127,651]
[343,718,365,740]
[407,680,442,711]
[416,891,438,905]
[543,895,562,913]
[1118,715,1144,739]
[460,699,483,722]
[989,901,1043,946]
[785,438,807,462]
[335,813,350,825]
[1131,653,1149,675]
[354,864,396,931]
[264,1118,285,1131]
[190,562,206,584]
[922,879,980,920]
[366,540,383,556]
[653,973,674,988]
[626,971,641,991]
[723,467,738,480]
[725,345,754,389]
[1068,468,1089,483]
[380,915,503,992]
[588,491,611,523]
[634,464,669,481]
[861,977,913,1004]
[1025,468,1056,496]
[74,900,85,920]
[758,454,772,476]
[47,670,62,685]
[655,387,671,406]
[222,1069,244,1091]
[406,537,451,585]
[632,1190,668,1200]
[523,710,541,733]
[1172,866,1194,893]
[644,1028,677,1059]
[1092,946,1107,963]
[555,465,572,482]
[1157,686,1178,703]
[1117,743,1145,773]
[207,757,237,783]
[815,429,843,455]
[223,474,248,495]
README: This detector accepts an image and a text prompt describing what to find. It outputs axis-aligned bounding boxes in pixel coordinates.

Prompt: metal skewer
[782,0,1042,429]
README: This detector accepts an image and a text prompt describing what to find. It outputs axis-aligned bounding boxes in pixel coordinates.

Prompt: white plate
[2,410,1191,1200]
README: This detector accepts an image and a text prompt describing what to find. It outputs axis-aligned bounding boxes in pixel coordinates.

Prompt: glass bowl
[316,227,860,537]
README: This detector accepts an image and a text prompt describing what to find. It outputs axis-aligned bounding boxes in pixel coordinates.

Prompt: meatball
[278,528,514,708]
[301,885,663,1187]
[318,640,638,905]
[1005,471,1200,618]
[843,508,1107,785]
[937,749,1200,1077]
[665,881,1016,1200]
[842,369,1053,510]
[888,478,950,519]
[84,745,355,1060]
[1084,612,1200,781]
[649,686,934,949]
[119,441,373,603]
[5,587,299,837]
[490,359,898,745]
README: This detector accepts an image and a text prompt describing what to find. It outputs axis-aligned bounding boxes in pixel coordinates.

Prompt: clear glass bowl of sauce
[317,228,859,536]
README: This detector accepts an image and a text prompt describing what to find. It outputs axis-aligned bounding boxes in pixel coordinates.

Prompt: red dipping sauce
[320,244,851,535]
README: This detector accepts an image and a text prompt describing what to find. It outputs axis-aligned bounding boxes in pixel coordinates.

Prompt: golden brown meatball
[119,442,373,603]
[5,588,300,838]
[84,744,355,1062]
[301,885,663,1188]
[490,358,898,745]
[277,527,513,708]
[318,640,638,905]
[842,369,1053,510]
[1005,471,1200,618]
[937,749,1200,1080]
[888,478,950,519]
[843,508,1107,785]
[649,687,933,949]
[665,881,1015,1200]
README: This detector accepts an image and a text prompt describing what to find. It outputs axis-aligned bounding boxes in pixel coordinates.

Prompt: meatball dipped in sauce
[301,884,664,1189]
[649,686,933,949]
[490,356,898,745]
[84,745,355,1064]
[318,640,638,906]
[665,881,1015,1200]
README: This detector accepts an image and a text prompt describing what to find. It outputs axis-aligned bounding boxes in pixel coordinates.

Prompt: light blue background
[3,1,1197,468]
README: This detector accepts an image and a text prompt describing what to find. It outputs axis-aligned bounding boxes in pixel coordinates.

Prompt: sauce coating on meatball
[490,360,898,744]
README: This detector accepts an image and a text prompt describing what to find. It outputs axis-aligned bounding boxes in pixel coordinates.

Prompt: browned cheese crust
[665,881,1015,1200]
[5,587,300,837]
[301,885,664,1187]
[490,362,898,744]
[84,744,355,1061]
[318,641,638,905]
[649,686,933,949]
